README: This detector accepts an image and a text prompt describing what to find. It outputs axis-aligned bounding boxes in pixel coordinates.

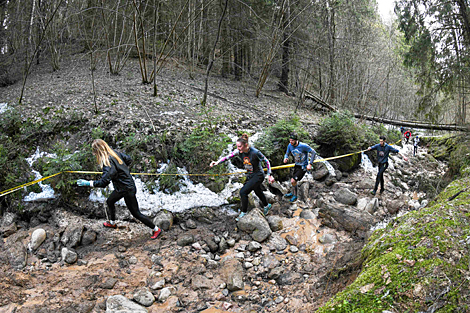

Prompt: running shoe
[263,203,272,216]
[151,228,162,239]
[371,190,376,196]
[235,212,246,221]
[103,221,117,229]
[283,193,294,198]
[290,195,298,202]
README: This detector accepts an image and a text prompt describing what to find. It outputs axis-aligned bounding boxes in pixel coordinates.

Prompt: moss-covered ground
[317,172,470,312]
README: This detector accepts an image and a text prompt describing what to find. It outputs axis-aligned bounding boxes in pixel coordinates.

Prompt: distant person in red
[404,130,411,144]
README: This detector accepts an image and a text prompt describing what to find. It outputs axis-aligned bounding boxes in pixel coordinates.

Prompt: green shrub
[41,141,95,201]
[177,123,232,192]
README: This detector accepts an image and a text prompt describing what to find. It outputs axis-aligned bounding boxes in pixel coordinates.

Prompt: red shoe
[151,228,162,240]
[103,221,117,228]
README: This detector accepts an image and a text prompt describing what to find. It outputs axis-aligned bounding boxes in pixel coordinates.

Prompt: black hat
[289,132,298,140]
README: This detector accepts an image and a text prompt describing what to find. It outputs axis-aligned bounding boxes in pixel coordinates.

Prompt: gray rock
[299,209,315,220]
[366,198,379,214]
[221,258,244,291]
[267,233,288,251]
[386,200,405,215]
[318,202,379,233]
[0,303,17,313]
[247,241,262,252]
[266,215,283,232]
[8,241,27,269]
[106,295,148,312]
[81,230,97,246]
[61,247,78,264]
[60,224,84,248]
[313,167,329,181]
[325,176,336,186]
[237,209,272,242]
[219,237,229,253]
[100,278,118,289]
[29,228,46,251]
[268,267,283,279]
[263,255,280,269]
[244,262,253,269]
[227,238,236,247]
[2,212,17,227]
[150,278,165,290]
[158,287,172,302]
[185,219,197,229]
[277,272,303,285]
[129,256,138,264]
[191,275,212,290]
[319,233,336,244]
[205,238,219,253]
[357,198,368,211]
[0,222,17,238]
[177,234,194,246]
[133,288,155,307]
[333,188,357,205]
[289,246,299,253]
[269,181,288,195]
[298,182,310,201]
[153,210,173,231]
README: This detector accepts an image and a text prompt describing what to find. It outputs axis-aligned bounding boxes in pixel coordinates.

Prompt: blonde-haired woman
[77,139,161,239]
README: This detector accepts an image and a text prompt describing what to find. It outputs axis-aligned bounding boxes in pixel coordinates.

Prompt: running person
[77,139,162,239]
[404,130,411,144]
[368,135,408,195]
[210,133,275,219]
[283,132,316,202]
[413,135,420,156]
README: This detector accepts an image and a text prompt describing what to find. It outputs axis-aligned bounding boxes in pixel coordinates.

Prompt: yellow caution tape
[0,144,393,198]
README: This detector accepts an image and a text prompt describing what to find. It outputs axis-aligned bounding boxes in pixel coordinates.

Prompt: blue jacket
[369,143,399,164]
[284,142,317,170]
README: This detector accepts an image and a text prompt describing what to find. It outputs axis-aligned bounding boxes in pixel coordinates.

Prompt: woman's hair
[92,139,123,168]
[237,133,249,145]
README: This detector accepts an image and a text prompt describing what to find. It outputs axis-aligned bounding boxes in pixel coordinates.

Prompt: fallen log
[304,90,469,132]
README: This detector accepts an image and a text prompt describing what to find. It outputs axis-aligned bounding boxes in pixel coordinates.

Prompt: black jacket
[93,151,135,193]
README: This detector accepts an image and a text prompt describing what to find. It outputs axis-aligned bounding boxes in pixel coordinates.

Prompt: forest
[1,0,469,125]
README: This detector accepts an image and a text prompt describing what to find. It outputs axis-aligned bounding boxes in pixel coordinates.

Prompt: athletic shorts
[292,165,307,181]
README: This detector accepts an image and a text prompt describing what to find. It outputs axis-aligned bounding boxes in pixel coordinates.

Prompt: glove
[77,179,93,187]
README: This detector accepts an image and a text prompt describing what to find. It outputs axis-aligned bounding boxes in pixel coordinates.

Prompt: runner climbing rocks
[283,132,317,202]
[76,139,162,239]
[404,130,411,144]
[368,135,408,195]
[210,133,275,219]
[413,135,420,156]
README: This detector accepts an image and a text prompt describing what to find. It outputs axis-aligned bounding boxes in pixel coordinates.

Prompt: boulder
[106,295,148,312]
[365,198,379,214]
[266,215,283,232]
[81,230,97,246]
[277,272,304,285]
[8,241,27,269]
[247,241,262,252]
[191,275,213,290]
[266,233,288,251]
[153,210,173,231]
[60,224,84,248]
[220,258,244,291]
[133,288,155,307]
[158,287,172,302]
[61,247,78,264]
[333,188,357,205]
[357,198,368,211]
[177,234,194,247]
[299,209,315,220]
[0,222,17,238]
[237,209,272,242]
[318,202,379,233]
[313,167,329,181]
[29,228,46,251]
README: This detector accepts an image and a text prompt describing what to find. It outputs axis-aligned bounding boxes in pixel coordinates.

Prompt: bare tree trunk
[201,0,228,105]
[327,1,336,105]
[19,0,65,104]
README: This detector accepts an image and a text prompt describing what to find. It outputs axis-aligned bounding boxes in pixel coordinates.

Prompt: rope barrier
[1,140,405,198]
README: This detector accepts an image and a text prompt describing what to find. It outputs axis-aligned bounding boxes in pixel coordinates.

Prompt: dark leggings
[106,189,155,229]
[374,162,389,191]
[414,145,418,156]
[240,173,268,213]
